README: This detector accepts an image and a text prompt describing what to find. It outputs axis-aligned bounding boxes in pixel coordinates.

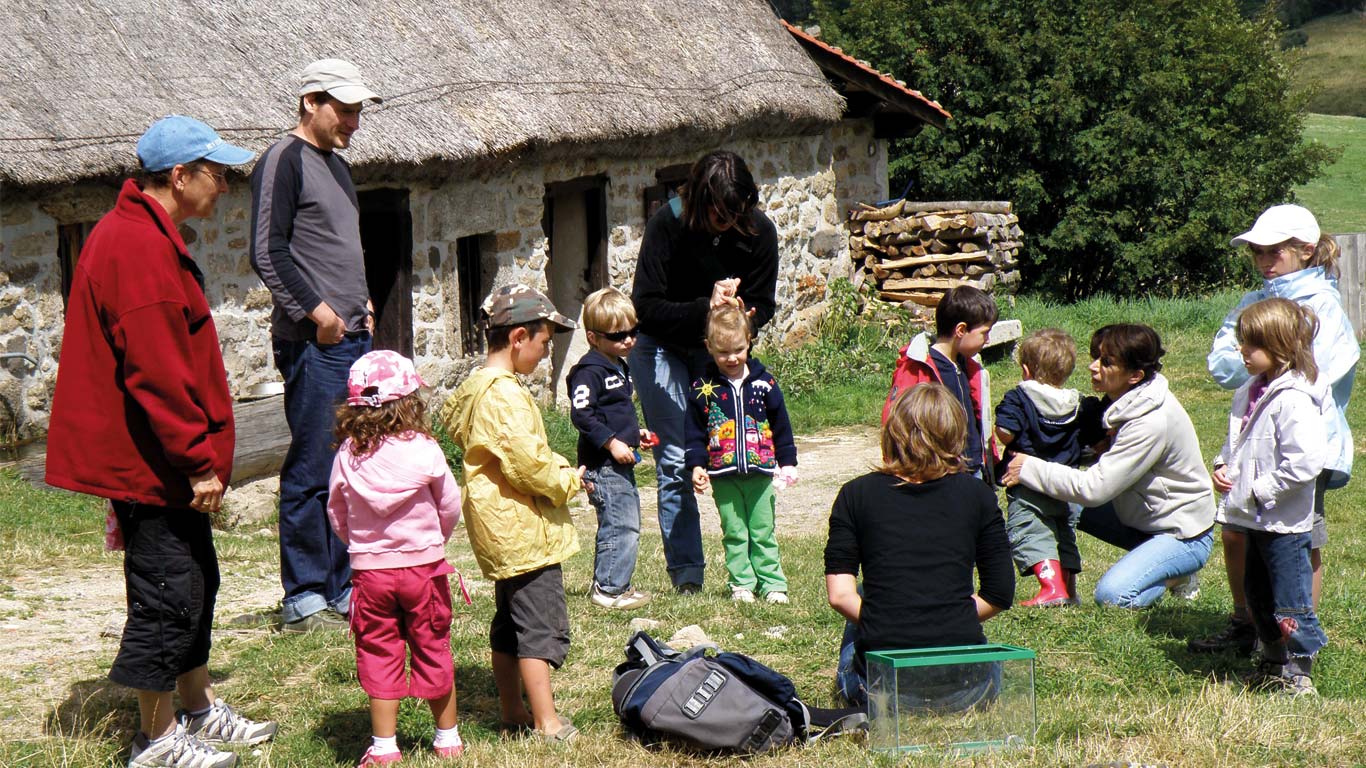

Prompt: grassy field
[5,290,1366,766]
[1296,13,1366,118]
[1296,113,1366,234]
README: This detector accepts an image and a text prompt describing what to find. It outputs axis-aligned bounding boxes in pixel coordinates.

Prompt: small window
[58,221,97,308]
[456,235,487,355]
[642,164,691,221]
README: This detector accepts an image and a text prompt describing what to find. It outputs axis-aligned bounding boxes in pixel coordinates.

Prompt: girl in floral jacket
[685,306,798,604]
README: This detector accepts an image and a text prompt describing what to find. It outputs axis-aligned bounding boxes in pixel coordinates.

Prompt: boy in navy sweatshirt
[568,288,654,610]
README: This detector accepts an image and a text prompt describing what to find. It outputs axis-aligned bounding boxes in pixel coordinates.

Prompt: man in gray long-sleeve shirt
[249,58,380,632]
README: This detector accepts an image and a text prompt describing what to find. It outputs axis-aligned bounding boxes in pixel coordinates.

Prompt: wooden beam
[3,394,291,490]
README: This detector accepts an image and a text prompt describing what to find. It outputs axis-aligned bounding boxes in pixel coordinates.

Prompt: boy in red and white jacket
[881,286,997,479]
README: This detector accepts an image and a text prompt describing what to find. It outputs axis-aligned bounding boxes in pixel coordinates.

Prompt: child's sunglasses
[591,326,640,342]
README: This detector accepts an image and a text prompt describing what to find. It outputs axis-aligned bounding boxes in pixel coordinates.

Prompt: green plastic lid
[865,643,1035,667]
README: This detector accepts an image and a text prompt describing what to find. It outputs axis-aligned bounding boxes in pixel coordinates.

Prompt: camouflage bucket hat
[481,284,578,332]
[346,350,427,407]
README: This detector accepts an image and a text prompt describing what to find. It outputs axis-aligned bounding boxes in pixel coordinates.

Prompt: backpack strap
[627,631,682,667]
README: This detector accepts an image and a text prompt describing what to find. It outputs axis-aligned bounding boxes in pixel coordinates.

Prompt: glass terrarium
[865,644,1036,754]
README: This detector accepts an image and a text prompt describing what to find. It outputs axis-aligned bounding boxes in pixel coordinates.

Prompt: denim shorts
[108,502,219,692]
[490,564,570,668]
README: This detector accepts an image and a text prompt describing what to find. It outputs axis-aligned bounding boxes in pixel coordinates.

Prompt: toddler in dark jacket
[686,305,797,604]
[995,328,1102,607]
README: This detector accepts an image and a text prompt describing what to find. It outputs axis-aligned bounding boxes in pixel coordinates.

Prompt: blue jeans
[1077,502,1213,609]
[629,333,708,588]
[584,461,642,595]
[273,333,370,622]
[1245,530,1325,667]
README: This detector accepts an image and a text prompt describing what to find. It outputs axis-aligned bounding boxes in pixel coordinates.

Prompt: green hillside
[1296,113,1366,233]
[1295,12,1366,117]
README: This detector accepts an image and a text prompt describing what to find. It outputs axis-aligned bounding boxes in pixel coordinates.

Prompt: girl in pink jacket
[328,350,464,767]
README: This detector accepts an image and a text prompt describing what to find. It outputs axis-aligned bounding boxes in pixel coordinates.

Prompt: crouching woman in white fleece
[1002,324,1215,608]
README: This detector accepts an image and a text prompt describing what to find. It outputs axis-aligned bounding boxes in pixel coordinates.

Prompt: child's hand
[575,465,587,482]
[1211,465,1233,494]
[776,466,799,488]
[691,466,711,494]
[607,438,636,465]
[639,429,659,448]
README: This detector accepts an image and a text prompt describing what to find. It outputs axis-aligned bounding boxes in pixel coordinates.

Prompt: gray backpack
[611,631,865,754]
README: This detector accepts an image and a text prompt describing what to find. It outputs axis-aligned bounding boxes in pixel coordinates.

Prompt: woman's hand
[710,278,741,308]
[1000,453,1028,487]
[1212,465,1233,494]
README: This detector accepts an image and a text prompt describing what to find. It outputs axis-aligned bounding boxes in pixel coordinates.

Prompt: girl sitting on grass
[825,383,1014,707]
[328,350,465,766]
[1213,298,1338,697]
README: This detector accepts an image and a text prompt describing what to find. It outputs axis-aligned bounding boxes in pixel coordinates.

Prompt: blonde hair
[704,304,753,349]
[878,383,966,483]
[1248,236,1340,280]
[1017,328,1075,386]
[1309,234,1341,279]
[583,287,637,333]
[1236,297,1319,382]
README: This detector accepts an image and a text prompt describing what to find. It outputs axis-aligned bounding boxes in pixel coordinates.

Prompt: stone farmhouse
[0,0,948,444]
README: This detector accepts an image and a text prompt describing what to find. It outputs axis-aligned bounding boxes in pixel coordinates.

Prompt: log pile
[848,200,1022,309]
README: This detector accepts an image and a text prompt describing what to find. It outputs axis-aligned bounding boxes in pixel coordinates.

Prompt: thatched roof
[0,0,846,187]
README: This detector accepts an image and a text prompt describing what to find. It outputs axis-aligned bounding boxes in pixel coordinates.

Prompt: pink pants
[350,560,455,700]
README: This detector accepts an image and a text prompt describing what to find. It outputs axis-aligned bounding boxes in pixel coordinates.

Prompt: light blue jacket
[1207,266,1358,487]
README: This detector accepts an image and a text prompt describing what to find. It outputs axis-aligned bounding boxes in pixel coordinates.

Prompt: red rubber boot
[1021,560,1071,607]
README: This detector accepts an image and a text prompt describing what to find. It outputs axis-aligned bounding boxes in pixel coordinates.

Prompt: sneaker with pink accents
[357,746,401,767]
[434,744,464,759]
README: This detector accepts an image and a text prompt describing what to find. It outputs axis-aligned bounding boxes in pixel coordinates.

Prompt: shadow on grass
[1137,606,1252,684]
[46,677,137,741]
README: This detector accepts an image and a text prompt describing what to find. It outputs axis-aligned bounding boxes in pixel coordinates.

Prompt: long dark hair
[678,150,760,237]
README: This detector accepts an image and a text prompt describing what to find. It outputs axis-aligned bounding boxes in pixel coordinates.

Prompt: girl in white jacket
[1193,204,1356,655]
[1212,298,1334,696]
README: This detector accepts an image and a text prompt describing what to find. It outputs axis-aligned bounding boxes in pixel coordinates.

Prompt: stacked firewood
[848,200,1022,308]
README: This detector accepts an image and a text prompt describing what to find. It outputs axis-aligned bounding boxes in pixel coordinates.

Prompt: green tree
[813,0,1337,298]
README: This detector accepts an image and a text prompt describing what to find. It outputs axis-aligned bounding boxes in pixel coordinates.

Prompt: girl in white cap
[1190,205,1357,655]
[327,350,466,766]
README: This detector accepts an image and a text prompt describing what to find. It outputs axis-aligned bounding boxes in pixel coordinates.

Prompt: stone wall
[0,117,886,435]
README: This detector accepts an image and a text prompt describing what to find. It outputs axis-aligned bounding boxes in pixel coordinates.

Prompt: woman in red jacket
[46,115,275,768]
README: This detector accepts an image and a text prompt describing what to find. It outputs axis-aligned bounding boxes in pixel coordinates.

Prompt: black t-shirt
[824,472,1014,658]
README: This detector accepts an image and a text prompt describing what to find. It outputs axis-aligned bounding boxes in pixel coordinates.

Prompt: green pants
[712,473,788,594]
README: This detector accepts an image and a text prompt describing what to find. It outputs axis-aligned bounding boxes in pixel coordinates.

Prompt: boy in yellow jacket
[439,284,583,743]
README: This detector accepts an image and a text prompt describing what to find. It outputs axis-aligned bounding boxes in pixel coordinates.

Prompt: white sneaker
[764,591,789,605]
[1167,573,1200,601]
[128,724,237,767]
[731,587,756,603]
[178,699,277,746]
[589,584,652,610]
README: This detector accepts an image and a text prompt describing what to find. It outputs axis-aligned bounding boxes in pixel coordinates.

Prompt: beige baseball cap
[299,58,382,105]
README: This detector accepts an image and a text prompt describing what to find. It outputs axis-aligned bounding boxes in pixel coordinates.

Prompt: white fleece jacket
[1216,370,1335,533]
[1019,374,1214,539]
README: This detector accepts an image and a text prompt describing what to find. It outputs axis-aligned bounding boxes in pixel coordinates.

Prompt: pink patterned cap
[346,350,427,407]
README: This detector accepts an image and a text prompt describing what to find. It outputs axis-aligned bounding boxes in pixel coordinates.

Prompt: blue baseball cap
[136,115,255,172]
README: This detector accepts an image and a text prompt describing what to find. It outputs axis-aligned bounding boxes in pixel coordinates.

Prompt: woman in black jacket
[630,150,779,594]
